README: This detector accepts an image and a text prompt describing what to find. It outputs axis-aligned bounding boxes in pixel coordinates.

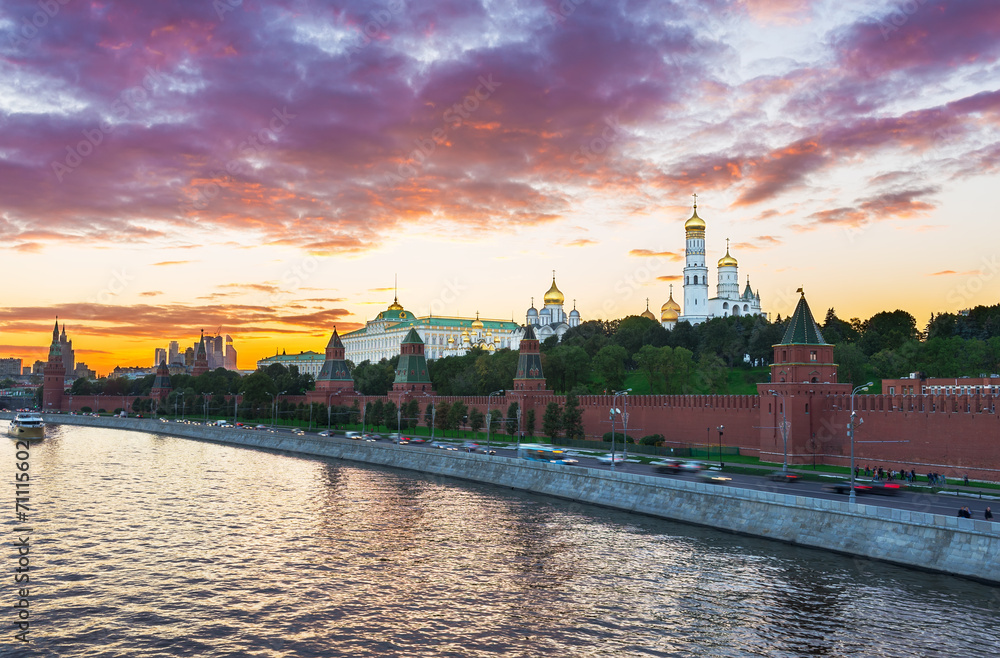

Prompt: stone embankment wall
[18,413,1000,585]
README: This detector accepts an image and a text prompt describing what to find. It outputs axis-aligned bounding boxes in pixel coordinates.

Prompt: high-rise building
[0,358,22,378]
[168,341,180,365]
[154,348,167,367]
[224,335,238,370]
[184,347,194,366]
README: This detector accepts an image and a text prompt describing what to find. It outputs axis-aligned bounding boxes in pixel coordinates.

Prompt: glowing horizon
[2,1,998,374]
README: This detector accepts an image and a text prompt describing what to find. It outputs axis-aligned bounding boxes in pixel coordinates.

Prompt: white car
[597,453,625,464]
[318,430,331,437]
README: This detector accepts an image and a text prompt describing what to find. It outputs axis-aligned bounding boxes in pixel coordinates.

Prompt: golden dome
[685,197,706,232]
[543,274,564,305]
[661,286,681,321]
[471,312,484,330]
[640,298,656,321]
[718,243,738,268]
[387,295,404,311]
[447,335,455,344]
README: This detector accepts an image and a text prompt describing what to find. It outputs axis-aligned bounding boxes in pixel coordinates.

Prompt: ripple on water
[3,426,999,657]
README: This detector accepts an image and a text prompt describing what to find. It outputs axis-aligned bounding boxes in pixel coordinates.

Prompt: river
[3,425,998,657]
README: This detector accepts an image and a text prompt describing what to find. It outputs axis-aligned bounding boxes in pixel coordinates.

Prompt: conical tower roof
[326,327,345,349]
[401,327,424,345]
[522,324,537,341]
[780,291,827,345]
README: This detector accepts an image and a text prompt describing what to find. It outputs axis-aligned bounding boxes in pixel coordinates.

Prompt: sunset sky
[1,0,998,374]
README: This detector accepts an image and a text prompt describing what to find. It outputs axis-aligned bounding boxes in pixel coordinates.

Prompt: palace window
[810,351,817,361]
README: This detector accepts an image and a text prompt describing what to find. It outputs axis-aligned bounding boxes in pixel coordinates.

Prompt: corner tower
[192,330,209,377]
[769,291,838,385]
[513,325,548,392]
[151,360,172,403]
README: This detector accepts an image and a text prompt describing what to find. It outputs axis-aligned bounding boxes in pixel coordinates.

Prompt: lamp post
[717,425,724,468]
[610,406,622,471]
[768,390,789,473]
[327,392,336,432]
[179,391,185,421]
[516,407,522,450]
[849,382,873,504]
[487,389,504,455]
[614,389,631,461]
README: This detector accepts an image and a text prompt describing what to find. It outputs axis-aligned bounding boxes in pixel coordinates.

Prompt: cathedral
[522,272,581,343]
[661,197,763,329]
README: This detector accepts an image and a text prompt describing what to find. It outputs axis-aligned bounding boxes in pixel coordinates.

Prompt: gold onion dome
[684,201,706,232]
[543,274,564,305]
[640,299,656,321]
[661,287,681,321]
[387,295,404,311]
[471,312,484,330]
[718,245,738,268]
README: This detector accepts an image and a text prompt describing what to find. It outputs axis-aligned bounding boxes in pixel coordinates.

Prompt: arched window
[723,302,728,309]
[693,275,698,284]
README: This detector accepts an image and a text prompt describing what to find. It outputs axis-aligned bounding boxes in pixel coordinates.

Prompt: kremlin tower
[316,327,355,394]
[42,319,66,410]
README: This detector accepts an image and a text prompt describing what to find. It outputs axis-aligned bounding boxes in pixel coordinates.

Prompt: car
[824,480,873,495]
[868,481,905,495]
[651,459,685,474]
[597,453,625,464]
[388,433,401,441]
[292,429,305,435]
[345,431,362,440]
[318,430,331,437]
[699,472,732,485]
[255,424,267,430]
[407,437,427,444]
[767,471,800,483]
[367,433,384,441]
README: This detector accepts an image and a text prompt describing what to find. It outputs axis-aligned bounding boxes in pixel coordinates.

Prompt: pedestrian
[963,474,969,486]
[986,507,994,521]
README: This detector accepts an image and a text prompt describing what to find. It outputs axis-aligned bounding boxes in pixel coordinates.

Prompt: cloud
[928,270,978,277]
[138,291,163,297]
[629,249,683,260]
[563,238,596,247]
[732,235,782,251]
[153,261,194,267]
[656,275,682,282]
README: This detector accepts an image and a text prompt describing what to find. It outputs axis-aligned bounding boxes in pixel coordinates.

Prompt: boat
[7,413,45,440]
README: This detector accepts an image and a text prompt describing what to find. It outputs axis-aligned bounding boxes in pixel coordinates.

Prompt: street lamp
[614,389,631,461]
[327,392,337,432]
[486,389,504,455]
[516,407,522,450]
[179,391,185,421]
[717,425,725,468]
[609,406,622,471]
[768,390,789,473]
[268,390,287,429]
[849,382,874,504]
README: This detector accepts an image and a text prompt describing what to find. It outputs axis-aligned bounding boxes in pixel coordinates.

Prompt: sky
[1,0,998,374]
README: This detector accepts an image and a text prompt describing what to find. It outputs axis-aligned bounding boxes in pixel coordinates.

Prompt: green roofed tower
[316,327,355,394]
[769,290,837,385]
[393,328,433,393]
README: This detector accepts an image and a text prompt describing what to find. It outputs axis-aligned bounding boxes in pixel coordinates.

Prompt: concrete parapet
[24,413,1000,584]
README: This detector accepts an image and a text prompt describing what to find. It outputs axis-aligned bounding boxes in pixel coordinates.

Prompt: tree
[448,400,468,433]
[505,401,519,436]
[403,399,420,430]
[542,401,563,440]
[424,402,435,427]
[635,344,665,392]
[469,407,485,437]
[833,343,869,387]
[562,393,584,440]
[435,401,452,431]
[592,344,628,392]
[369,399,384,429]
[383,400,398,431]
[525,408,536,438]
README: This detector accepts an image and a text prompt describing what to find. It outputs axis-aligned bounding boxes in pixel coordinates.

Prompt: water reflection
[3,425,998,657]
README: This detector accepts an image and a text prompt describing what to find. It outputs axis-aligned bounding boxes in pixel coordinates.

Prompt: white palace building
[341,274,582,364]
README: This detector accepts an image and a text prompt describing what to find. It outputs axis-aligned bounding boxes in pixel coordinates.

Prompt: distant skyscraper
[154,348,166,367]
[184,347,194,366]
[168,341,180,365]
[225,335,237,370]
[58,323,75,373]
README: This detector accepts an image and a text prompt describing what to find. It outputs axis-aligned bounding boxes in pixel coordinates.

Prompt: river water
[3,425,999,657]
